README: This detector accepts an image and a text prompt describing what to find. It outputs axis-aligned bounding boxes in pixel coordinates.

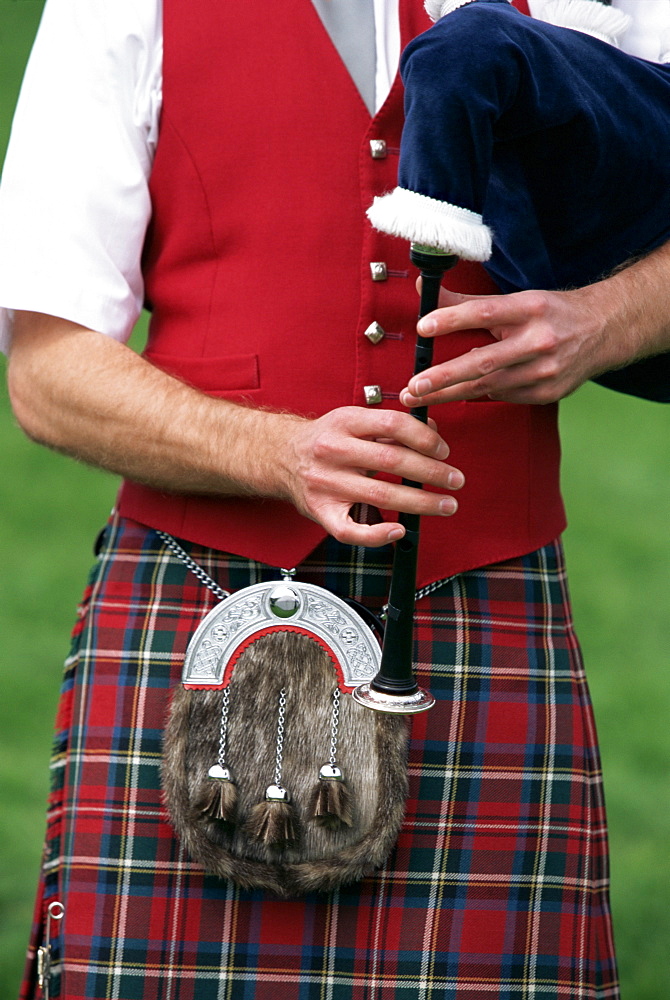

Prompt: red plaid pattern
[21,515,618,999]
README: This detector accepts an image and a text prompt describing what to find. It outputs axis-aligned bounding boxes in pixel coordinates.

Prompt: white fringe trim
[367,187,492,260]
[425,0,515,23]
[424,0,476,24]
[536,0,630,46]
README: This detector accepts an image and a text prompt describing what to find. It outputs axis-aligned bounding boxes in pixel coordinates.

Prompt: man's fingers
[355,476,459,516]
[321,512,405,548]
[343,438,464,491]
[316,484,460,547]
[309,462,462,515]
[290,406,465,546]
[417,299,498,337]
[417,290,550,338]
[317,406,451,460]
[402,358,571,407]
[403,339,537,401]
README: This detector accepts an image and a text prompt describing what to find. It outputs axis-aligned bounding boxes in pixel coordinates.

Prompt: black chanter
[353,244,457,715]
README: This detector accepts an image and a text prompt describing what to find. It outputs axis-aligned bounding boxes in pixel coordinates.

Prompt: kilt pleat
[20,514,618,999]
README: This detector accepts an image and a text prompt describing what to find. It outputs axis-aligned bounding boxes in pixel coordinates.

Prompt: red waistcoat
[118,0,564,589]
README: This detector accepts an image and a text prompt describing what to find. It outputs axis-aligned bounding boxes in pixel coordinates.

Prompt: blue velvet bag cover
[368,0,670,400]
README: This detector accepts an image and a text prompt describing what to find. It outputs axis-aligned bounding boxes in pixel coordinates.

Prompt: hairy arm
[400,242,670,407]
[7,311,465,546]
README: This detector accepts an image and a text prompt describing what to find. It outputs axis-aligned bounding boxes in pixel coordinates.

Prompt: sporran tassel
[245,688,299,846]
[311,764,353,829]
[245,784,299,846]
[192,764,238,823]
[310,687,352,828]
[192,688,237,824]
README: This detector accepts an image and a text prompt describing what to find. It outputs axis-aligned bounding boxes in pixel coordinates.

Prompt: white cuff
[367,187,492,260]
[535,0,631,46]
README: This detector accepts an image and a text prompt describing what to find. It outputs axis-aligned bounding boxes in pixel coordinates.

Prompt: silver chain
[155,530,230,600]
[156,528,448,609]
[217,687,231,768]
[329,688,340,767]
[274,688,287,788]
[415,573,456,602]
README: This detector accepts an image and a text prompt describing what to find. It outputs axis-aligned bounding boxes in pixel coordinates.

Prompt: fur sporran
[162,580,409,897]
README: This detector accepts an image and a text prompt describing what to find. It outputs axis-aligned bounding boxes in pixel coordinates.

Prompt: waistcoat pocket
[144,351,260,395]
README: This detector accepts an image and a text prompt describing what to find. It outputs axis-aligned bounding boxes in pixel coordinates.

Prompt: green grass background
[0,2,668,996]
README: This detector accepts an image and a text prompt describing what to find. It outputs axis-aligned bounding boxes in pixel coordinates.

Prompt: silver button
[369,139,387,159]
[370,262,388,282]
[364,385,383,405]
[364,321,385,345]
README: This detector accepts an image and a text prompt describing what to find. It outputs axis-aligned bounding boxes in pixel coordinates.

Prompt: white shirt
[0,0,667,351]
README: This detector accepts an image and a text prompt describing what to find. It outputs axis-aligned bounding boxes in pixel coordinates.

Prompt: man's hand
[284,407,464,547]
[8,312,464,549]
[400,244,670,407]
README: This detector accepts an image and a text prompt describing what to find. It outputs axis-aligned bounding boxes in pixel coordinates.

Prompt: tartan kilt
[21,514,618,999]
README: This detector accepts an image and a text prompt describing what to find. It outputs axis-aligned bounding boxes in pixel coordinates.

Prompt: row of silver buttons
[366,138,390,405]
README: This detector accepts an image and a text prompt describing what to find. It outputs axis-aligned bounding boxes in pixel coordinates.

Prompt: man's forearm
[590,239,670,364]
[7,312,465,548]
[7,312,302,500]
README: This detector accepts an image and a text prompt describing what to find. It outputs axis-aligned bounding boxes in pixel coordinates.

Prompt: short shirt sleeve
[0,0,162,351]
